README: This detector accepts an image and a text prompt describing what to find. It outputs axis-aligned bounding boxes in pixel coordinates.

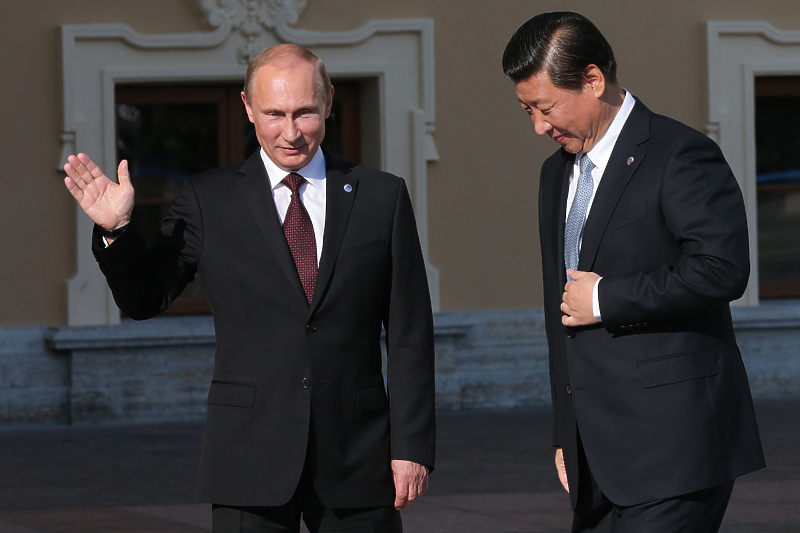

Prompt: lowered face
[515,70,606,155]
[242,59,333,172]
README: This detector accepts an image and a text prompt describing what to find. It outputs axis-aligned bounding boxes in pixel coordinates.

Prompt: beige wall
[427,0,800,311]
[2,0,799,326]
[0,0,204,326]
[306,0,800,310]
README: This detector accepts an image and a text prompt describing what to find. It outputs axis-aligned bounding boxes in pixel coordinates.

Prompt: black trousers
[572,434,734,533]
[212,418,401,533]
[212,501,402,533]
[212,459,402,533]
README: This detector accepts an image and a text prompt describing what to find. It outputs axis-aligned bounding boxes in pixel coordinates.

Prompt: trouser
[213,416,401,533]
[572,434,734,533]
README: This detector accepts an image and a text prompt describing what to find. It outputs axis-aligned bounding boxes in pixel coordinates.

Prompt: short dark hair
[502,11,617,90]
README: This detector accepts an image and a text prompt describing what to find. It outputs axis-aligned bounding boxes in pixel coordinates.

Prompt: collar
[582,90,636,173]
[260,147,327,193]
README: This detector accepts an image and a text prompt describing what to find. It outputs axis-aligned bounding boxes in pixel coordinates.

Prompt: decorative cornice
[199,0,308,63]
[707,20,800,44]
[60,3,440,322]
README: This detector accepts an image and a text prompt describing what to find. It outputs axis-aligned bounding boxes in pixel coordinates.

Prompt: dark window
[755,76,800,298]
[116,81,362,314]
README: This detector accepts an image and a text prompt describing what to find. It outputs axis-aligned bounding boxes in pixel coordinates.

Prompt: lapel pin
[343,184,353,192]
[627,156,635,165]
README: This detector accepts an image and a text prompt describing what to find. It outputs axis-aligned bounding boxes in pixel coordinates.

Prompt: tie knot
[579,154,595,177]
[282,172,305,193]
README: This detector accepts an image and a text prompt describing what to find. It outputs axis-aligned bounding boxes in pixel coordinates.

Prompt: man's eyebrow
[518,97,545,108]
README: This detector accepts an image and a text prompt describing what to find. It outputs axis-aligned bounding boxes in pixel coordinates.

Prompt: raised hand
[64,153,134,231]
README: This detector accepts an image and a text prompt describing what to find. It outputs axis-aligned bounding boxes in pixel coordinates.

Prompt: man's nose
[282,118,301,141]
[533,114,551,136]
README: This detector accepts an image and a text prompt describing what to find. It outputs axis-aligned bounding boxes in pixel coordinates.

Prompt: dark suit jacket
[538,99,765,508]
[92,150,436,509]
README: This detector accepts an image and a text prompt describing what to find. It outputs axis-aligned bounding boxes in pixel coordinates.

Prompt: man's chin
[557,140,581,154]
[274,153,312,172]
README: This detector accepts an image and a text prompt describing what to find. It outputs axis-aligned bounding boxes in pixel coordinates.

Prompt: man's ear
[325,85,335,119]
[241,91,254,123]
[583,65,605,97]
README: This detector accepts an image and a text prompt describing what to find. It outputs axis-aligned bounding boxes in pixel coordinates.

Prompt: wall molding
[706,20,800,306]
[12,304,796,425]
[61,0,439,325]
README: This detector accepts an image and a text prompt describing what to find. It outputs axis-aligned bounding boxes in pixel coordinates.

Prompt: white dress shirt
[260,147,326,264]
[565,90,636,320]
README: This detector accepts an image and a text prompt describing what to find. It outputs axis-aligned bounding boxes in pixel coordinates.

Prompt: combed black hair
[502,11,617,90]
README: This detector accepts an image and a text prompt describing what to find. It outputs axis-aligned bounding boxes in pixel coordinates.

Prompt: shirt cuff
[592,276,603,322]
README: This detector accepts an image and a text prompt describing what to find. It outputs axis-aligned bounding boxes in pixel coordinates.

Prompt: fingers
[567,268,585,280]
[394,477,427,510]
[555,448,570,493]
[64,153,102,190]
[64,155,86,189]
[394,480,409,510]
[77,152,106,179]
[63,175,84,202]
[392,460,429,510]
[64,154,92,201]
[117,159,131,189]
[561,270,600,327]
[561,293,576,326]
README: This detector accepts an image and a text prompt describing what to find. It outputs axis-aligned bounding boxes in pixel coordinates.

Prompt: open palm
[64,153,134,230]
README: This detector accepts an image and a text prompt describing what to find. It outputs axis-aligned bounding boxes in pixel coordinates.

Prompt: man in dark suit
[502,12,765,532]
[63,44,435,533]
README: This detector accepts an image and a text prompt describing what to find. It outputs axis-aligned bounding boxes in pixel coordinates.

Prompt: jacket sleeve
[383,179,437,470]
[92,180,203,320]
[598,132,750,329]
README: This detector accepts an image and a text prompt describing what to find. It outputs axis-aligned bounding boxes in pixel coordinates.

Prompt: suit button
[306,324,317,333]
[567,330,576,339]
[566,386,572,395]
[301,378,311,389]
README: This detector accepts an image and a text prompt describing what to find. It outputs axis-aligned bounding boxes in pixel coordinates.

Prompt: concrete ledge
[1,304,798,426]
[433,310,550,410]
[46,316,217,350]
[45,317,216,425]
[0,326,69,424]
[732,301,800,398]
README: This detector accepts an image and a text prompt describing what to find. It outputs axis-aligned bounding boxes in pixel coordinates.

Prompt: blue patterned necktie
[564,154,595,280]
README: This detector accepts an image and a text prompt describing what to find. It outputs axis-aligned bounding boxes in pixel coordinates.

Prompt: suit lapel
[553,155,572,285]
[235,152,307,302]
[310,155,357,314]
[541,151,573,286]
[579,100,651,272]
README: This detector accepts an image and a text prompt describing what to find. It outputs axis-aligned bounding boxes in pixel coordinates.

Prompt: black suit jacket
[92,150,436,508]
[538,99,765,507]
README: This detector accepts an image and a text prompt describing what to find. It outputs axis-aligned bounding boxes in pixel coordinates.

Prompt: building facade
[2,0,799,424]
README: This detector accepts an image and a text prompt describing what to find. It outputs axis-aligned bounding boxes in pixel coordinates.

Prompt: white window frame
[60,0,439,325]
[707,20,800,306]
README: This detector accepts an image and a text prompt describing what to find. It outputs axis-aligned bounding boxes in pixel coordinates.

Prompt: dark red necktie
[281,173,317,304]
